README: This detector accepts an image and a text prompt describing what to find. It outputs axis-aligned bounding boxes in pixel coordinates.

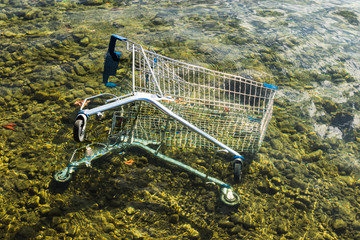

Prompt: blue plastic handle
[103,35,127,87]
[108,35,127,61]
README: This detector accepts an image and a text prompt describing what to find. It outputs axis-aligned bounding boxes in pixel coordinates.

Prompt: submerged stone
[103,223,115,233]
[332,218,347,232]
[218,219,235,228]
[0,13,7,20]
[169,214,179,224]
[335,10,359,26]
[27,195,40,208]
[303,149,323,162]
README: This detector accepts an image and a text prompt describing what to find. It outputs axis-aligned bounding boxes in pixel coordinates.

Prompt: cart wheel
[233,162,242,183]
[54,169,72,182]
[74,119,85,142]
[220,189,241,206]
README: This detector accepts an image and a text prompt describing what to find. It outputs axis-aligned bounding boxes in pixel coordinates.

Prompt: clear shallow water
[1,0,360,239]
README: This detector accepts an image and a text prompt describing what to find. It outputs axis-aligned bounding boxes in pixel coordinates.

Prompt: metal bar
[132,43,135,93]
[140,46,164,97]
[132,143,228,186]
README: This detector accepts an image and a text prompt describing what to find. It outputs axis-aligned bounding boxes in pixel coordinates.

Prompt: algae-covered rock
[332,218,347,232]
[0,13,7,20]
[230,225,242,234]
[303,149,323,162]
[24,9,42,20]
[126,206,135,215]
[103,223,115,233]
[80,37,90,46]
[33,91,51,102]
[82,0,104,5]
[73,63,87,76]
[241,215,257,229]
[15,225,37,240]
[218,219,235,228]
[15,180,31,191]
[296,195,312,209]
[27,195,40,208]
[180,224,200,239]
[352,220,360,230]
[290,177,307,190]
[270,138,283,150]
[275,222,288,234]
[169,214,179,224]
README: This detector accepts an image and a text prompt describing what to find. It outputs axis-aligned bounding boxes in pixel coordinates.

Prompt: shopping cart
[54,35,277,206]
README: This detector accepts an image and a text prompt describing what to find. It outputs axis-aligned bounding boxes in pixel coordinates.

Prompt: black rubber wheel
[73,119,85,142]
[220,191,241,206]
[233,162,242,183]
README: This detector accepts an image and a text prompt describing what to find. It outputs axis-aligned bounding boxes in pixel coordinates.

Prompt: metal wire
[114,42,277,153]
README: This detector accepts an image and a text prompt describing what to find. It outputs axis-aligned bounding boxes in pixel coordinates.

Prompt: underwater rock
[126,206,135,215]
[3,31,17,38]
[15,180,31,191]
[230,225,242,234]
[205,200,215,212]
[270,138,283,151]
[230,214,242,224]
[73,63,87,76]
[275,222,288,234]
[82,0,104,5]
[338,176,355,187]
[218,219,235,228]
[335,10,359,26]
[103,223,115,233]
[241,215,256,229]
[331,111,353,131]
[15,225,37,239]
[271,177,282,186]
[290,177,307,190]
[38,205,52,216]
[169,214,179,224]
[0,13,7,20]
[296,195,312,209]
[24,8,42,20]
[268,182,280,194]
[80,37,90,46]
[0,96,5,106]
[257,181,269,193]
[27,195,40,208]
[47,207,62,217]
[150,13,174,26]
[33,91,60,102]
[352,220,360,230]
[303,149,323,162]
[332,218,347,232]
[293,201,307,211]
[180,224,200,239]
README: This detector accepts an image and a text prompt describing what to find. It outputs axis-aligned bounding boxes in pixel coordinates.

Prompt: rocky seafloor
[1,0,360,239]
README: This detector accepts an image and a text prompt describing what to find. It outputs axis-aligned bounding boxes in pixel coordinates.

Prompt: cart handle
[108,35,127,61]
[103,35,127,87]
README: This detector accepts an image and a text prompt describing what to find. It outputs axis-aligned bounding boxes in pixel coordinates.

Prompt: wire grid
[117,42,277,153]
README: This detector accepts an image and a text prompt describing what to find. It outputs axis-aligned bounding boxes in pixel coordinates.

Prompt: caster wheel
[233,162,242,183]
[54,169,72,182]
[220,189,241,206]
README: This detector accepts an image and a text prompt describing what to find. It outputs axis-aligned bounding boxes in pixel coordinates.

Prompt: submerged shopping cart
[54,35,277,206]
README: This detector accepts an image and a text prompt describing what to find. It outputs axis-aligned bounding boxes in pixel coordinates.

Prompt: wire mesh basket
[105,36,277,153]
